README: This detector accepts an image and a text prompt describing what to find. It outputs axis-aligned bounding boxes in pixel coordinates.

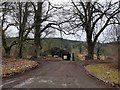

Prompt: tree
[31,2,42,58]
[17,2,29,58]
[31,1,61,58]
[1,1,62,58]
[1,2,17,56]
[9,2,35,58]
[1,2,35,58]
[63,0,120,60]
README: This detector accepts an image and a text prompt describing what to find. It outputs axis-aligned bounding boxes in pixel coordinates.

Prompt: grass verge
[86,64,120,85]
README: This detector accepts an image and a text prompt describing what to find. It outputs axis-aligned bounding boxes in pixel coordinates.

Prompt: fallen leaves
[2,59,38,78]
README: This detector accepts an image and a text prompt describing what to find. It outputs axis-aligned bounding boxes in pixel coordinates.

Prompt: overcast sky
[4,0,119,42]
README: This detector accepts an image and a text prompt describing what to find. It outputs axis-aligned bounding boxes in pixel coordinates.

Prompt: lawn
[86,64,120,85]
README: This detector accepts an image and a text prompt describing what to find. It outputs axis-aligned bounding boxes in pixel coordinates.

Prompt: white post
[71,53,73,61]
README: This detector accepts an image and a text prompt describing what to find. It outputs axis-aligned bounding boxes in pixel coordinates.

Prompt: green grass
[86,64,120,85]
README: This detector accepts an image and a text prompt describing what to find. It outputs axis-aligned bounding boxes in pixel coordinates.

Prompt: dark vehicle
[50,47,71,60]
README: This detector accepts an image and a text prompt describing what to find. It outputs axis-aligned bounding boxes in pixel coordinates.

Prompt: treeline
[1,1,120,60]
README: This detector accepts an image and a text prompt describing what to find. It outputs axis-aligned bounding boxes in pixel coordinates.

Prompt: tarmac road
[2,60,115,89]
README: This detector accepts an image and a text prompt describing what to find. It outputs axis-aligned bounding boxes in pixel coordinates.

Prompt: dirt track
[2,60,115,88]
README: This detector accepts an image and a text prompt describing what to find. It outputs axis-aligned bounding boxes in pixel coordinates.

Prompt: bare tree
[31,1,61,58]
[17,2,29,58]
[1,2,17,56]
[60,0,120,60]
[1,2,34,58]
[1,1,62,58]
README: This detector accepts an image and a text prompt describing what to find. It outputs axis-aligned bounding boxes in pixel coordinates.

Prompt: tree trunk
[18,42,23,58]
[34,2,42,58]
[18,26,24,58]
[85,26,95,60]
[2,30,10,56]
[85,2,95,60]
[97,46,100,60]
[17,2,28,58]
[86,28,95,60]
[86,41,95,60]
[5,47,10,56]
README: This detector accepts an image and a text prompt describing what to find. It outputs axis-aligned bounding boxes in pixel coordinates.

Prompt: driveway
[2,60,114,88]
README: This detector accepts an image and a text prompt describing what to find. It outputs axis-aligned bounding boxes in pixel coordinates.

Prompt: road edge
[84,66,120,89]
[2,61,39,78]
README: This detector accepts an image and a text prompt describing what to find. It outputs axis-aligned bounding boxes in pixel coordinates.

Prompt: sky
[3,0,119,42]
[49,0,119,42]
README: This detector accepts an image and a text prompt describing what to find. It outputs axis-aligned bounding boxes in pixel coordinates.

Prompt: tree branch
[94,10,120,43]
